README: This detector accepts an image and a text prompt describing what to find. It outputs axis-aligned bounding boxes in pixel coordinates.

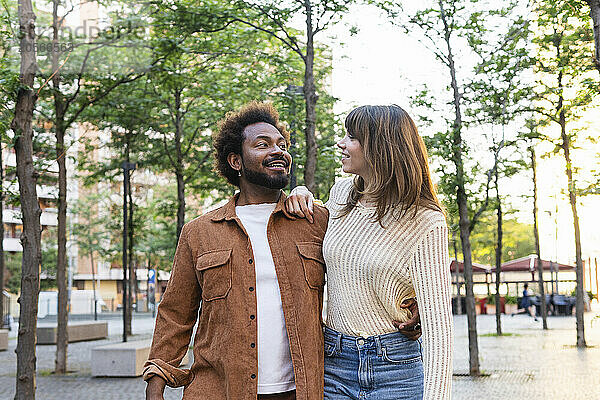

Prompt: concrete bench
[0,329,8,351]
[91,339,190,377]
[37,321,108,344]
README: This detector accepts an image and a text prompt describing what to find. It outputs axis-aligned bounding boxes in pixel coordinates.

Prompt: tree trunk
[0,132,4,328]
[55,124,68,373]
[452,230,462,315]
[587,0,600,72]
[51,0,69,374]
[122,165,129,342]
[558,106,586,348]
[531,146,548,329]
[174,89,186,241]
[303,1,317,193]
[126,144,133,336]
[176,171,185,242]
[553,27,586,344]
[438,0,479,375]
[494,168,502,336]
[90,253,97,321]
[12,1,41,397]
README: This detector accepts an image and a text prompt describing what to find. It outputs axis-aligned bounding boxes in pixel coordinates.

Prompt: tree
[78,84,150,335]
[34,1,149,372]
[228,0,352,192]
[11,0,42,397]
[533,0,597,348]
[470,215,535,265]
[71,191,112,321]
[0,0,20,332]
[582,0,600,72]
[399,0,497,375]
[530,141,548,329]
[465,8,534,335]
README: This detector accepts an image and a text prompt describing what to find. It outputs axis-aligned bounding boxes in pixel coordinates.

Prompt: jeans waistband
[323,325,416,356]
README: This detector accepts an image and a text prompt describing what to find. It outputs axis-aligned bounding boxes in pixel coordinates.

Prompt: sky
[323,3,600,268]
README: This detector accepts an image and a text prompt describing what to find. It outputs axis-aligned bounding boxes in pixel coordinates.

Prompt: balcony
[3,238,22,252]
[3,182,58,200]
[3,207,58,227]
[40,210,58,226]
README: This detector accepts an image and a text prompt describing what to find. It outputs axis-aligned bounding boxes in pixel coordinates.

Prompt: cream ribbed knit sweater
[323,178,453,400]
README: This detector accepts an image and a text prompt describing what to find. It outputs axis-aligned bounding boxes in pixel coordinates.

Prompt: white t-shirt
[235,203,295,394]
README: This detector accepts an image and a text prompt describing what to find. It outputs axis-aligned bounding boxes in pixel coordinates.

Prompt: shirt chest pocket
[297,242,325,290]
[195,249,232,301]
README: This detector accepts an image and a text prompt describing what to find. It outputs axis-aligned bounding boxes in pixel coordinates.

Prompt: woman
[286,105,452,400]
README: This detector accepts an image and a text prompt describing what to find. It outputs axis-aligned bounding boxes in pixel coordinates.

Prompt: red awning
[500,255,575,272]
[450,259,492,274]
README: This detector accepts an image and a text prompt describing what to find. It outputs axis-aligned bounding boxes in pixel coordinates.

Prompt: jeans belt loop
[335,331,342,354]
[374,335,383,357]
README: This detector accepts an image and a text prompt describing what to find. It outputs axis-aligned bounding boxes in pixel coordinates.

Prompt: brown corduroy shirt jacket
[143,192,329,400]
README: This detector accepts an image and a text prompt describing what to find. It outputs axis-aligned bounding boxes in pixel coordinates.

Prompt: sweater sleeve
[409,222,453,400]
[143,224,201,387]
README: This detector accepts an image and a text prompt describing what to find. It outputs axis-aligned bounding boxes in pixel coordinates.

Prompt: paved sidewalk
[452,311,600,399]
[1,310,598,399]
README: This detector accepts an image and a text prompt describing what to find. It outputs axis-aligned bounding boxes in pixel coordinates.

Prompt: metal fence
[37,296,116,318]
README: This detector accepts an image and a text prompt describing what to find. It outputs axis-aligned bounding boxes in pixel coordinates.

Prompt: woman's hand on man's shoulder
[285,185,315,223]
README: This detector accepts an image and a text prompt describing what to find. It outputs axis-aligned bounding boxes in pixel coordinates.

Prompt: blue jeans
[324,326,424,400]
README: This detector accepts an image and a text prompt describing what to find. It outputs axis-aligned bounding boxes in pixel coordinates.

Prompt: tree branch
[231,16,305,61]
[469,141,504,232]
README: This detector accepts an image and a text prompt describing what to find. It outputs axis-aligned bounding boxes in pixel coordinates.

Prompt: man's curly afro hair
[213,101,290,187]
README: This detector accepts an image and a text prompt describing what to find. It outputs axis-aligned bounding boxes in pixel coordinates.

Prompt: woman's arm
[409,223,453,400]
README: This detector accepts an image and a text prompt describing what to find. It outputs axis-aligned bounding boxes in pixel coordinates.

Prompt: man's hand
[392,298,421,341]
[145,376,167,400]
[285,186,315,223]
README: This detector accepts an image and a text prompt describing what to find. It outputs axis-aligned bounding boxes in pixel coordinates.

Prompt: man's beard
[241,158,290,190]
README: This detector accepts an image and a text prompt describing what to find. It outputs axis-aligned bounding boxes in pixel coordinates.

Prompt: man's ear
[227,153,242,174]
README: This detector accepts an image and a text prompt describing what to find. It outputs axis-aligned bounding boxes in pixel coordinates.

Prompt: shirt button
[250,343,255,348]
[249,259,253,264]
[357,339,365,346]
[250,315,255,320]
[251,374,256,379]
[249,287,254,292]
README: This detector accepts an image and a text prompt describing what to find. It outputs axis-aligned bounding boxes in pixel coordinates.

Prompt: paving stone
[451,312,600,399]
[0,310,598,399]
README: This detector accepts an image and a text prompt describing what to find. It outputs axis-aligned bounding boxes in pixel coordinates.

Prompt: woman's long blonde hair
[339,104,443,225]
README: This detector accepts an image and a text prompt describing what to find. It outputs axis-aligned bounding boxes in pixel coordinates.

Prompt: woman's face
[337,132,369,178]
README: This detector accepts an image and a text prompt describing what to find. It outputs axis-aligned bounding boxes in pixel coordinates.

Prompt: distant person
[143,102,420,400]
[286,105,453,400]
[518,283,538,321]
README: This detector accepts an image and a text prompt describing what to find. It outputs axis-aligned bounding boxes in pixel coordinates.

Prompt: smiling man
[143,102,329,400]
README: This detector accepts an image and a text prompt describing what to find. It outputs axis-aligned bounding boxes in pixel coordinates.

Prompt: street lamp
[122,161,136,342]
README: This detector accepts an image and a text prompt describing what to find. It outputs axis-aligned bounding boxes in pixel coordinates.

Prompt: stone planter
[504,303,518,314]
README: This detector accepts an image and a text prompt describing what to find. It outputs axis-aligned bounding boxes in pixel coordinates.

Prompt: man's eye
[279,143,287,150]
